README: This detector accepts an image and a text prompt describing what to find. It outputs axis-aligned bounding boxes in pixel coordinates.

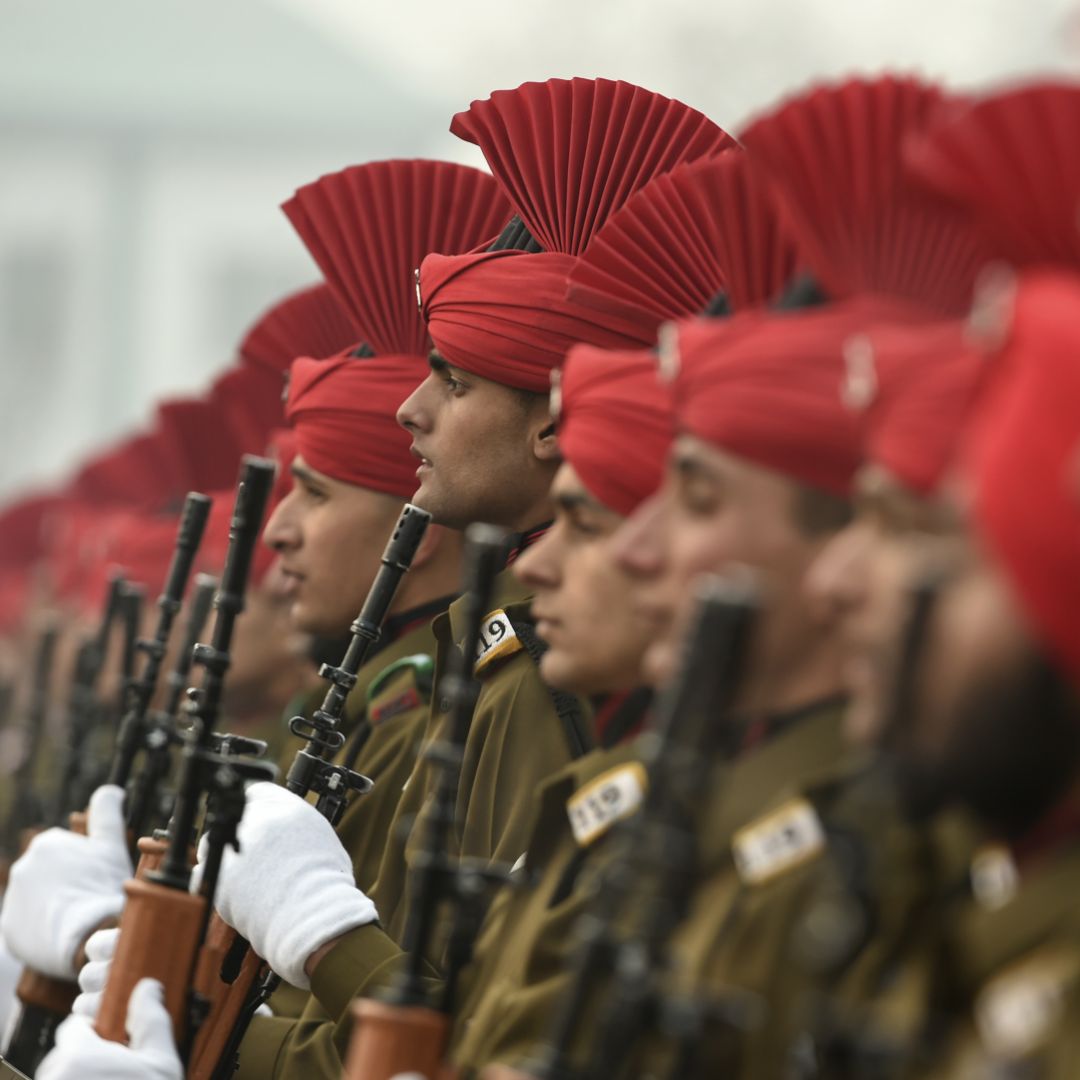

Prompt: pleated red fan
[154,398,246,495]
[567,150,797,329]
[208,364,286,457]
[239,283,356,372]
[451,77,736,256]
[906,81,1080,270]
[739,75,990,316]
[282,160,510,357]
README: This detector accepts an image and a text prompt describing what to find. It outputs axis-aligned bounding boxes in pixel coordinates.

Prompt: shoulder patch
[567,763,648,847]
[732,797,825,886]
[472,609,523,676]
[976,949,1079,1060]
[367,648,434,708]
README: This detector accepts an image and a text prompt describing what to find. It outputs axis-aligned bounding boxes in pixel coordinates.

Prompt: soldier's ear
[531,420,559,463]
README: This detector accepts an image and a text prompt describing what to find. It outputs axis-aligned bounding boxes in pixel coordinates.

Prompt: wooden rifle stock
[344,999,450,1080]
[189,503,432,1080]
[94,878,207,1043]
[344,524,508,1080]
[94,458,277,1054]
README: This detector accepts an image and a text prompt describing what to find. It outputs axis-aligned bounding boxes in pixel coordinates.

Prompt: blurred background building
[1,0,1077,502]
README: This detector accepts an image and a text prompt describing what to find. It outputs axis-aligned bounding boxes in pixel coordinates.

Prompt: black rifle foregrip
[214,457,276,620]
[161,492,213,609]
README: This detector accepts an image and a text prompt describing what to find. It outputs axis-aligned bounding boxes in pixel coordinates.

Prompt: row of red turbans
[0,73,1078,687]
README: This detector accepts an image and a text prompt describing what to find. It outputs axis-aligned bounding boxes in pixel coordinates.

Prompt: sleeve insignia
[566,763,648,847]
[732,797,825,886]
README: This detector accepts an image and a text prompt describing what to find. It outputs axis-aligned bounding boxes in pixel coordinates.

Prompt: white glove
[0,785,132,979]
[37,978,181,1080]
[71,926,119,1020]
[193,782,377,989]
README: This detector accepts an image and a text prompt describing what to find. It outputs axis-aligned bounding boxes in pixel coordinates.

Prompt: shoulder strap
[506,611,593,760]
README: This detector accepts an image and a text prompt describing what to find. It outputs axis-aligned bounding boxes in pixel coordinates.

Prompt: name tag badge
[976,954,1074,1060]
[567,763,648,847]
[473,610,523,675]
[732,798,825,886]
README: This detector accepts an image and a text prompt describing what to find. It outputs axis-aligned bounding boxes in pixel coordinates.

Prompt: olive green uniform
[241,567,590,1077]
[235,617,440,1077]
[919,840,1080,1079]
[441,699,850,1078]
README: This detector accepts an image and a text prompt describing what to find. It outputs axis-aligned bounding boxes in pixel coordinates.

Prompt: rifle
[127,571,218,853]
[529,575,760,1080]
[0,624,58,883]
[3,579,131,1076]
[51,574,126,827]
[189,502,432,1080]
[343,522,509,1080]
[71,580,147,813]
[109,493,212,851]
[94,457,278,1056]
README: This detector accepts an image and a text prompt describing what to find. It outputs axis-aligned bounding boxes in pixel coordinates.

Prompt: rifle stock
[94,458,277,1055]
[344,999,450,1080]
[343,523,508,1080]
[187,503,432,1080]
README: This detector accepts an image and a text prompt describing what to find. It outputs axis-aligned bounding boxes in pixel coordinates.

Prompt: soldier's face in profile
[397,357,558,532]
[515,464,652,696]
[261,456,404,637]
[806,464,960,746]
[615,435,838,692]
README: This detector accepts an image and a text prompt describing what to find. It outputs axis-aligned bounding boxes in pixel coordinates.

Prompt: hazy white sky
[276,0,1080,142]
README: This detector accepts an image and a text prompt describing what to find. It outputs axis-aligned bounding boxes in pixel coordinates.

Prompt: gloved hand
[193,782,377,989]
[0,785,132,979]
[71,926,119,1019]
[37,978,182,1080]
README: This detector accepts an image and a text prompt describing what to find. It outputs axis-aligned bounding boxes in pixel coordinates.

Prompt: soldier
[164,79,733,1080]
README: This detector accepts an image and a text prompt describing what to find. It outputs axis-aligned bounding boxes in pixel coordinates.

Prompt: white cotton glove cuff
[0,786,131,979]
[194,782,377,990]
[37,978,182,1080]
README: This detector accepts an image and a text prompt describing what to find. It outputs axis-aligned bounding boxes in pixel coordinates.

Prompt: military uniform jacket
[236,615,440,1078]
[242,567,590,1077]
[920,839,1080,1080]
[443,699,850,1078]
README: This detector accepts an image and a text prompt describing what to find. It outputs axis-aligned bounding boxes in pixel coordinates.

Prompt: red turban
[669,302,905,497]
[907,82,1080,272]
[740,75,991,317]
[558,346,674,516]
[284,353,423,498]
[968,271,1080,686]
[421,249,661,392]
[856,320,987,496]
[420,77,735,392]
[239,283,357,374]
[567,150,797,327]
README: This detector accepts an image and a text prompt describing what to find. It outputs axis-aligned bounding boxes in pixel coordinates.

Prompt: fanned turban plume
[281,159,510,492]
[739,75,992,318]
[568,150,798,331]
[906,81,1080,272]
[239,283,356,373]
[419,77,736,391]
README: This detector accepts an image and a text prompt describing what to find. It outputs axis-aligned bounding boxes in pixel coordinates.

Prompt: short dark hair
[790,483,853,537]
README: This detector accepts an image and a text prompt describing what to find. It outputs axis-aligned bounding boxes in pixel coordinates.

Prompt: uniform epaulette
[366,653,435,727]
